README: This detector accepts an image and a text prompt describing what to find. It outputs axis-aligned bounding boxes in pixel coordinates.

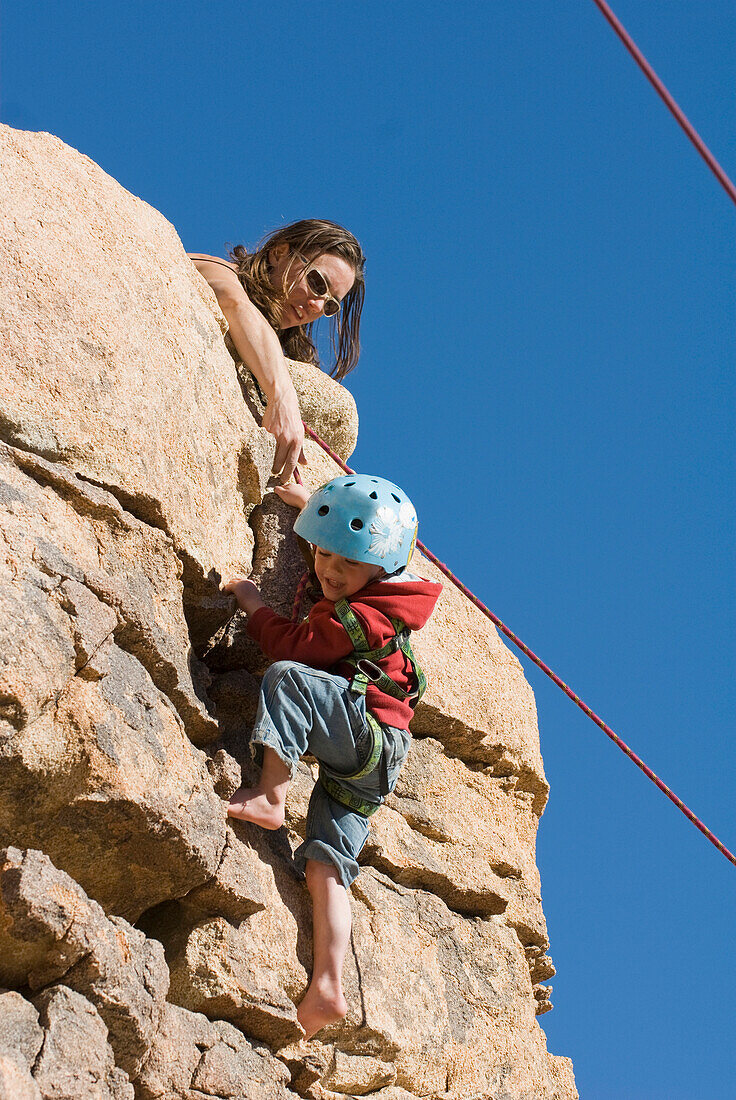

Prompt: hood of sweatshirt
[346,570,442,631]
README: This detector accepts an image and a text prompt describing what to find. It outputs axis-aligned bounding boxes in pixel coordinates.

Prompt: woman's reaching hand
[262,384,306,484]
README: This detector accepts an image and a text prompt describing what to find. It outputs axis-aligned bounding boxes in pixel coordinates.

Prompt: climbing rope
[301,421,736,870]
[290,569,310,623]
[591,0,736,208]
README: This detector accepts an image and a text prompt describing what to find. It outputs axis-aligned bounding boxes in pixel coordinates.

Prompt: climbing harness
[591,0,736,208]
[333,597,426,705]
[319,713,384,818]
[301,421,736,869]
[319,596,427,818]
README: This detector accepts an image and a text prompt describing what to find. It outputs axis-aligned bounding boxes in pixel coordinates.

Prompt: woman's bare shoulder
[188,253,239,273]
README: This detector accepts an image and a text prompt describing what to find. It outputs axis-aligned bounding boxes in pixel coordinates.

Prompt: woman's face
[269,244,355,329]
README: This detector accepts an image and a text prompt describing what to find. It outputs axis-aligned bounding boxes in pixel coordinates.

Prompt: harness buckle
[356,658,419,700]
[355,658,384,682]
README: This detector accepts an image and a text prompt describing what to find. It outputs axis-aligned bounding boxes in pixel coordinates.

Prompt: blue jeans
[250,661,411,888]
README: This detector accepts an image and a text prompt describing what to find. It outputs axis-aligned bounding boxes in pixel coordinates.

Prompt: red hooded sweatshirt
[247,572,442,730]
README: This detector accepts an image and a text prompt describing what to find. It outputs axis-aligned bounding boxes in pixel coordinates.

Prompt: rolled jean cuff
[249,727,299,780]
[294,838,360,890]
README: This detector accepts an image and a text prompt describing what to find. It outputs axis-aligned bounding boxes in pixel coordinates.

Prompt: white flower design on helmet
[399,502,417,528]
[369,507,405,559]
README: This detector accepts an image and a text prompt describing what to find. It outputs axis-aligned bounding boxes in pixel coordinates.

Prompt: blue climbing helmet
[294,474,418,575]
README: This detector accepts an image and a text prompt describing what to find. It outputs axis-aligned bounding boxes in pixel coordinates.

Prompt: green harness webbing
[318,598,426,818]
[332,598,426,700]
[319,711,385,817]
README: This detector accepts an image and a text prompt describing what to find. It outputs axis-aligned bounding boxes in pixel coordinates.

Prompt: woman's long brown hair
[231,219,366,379]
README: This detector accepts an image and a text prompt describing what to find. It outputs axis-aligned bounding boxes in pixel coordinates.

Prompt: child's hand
[274,482,311,511]
[222,575,266,615]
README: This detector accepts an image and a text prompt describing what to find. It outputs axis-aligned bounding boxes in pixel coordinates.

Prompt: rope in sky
[590,0,736,208]
[301,421,736,870]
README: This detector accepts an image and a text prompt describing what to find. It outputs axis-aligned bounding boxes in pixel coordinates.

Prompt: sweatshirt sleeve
[247,605,355,667]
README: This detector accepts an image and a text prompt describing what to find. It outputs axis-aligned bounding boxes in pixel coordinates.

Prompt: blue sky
[3,2,734,1096]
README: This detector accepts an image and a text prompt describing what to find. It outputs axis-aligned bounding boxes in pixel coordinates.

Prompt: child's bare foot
[296,978,348,1039]
[227,787,285,829]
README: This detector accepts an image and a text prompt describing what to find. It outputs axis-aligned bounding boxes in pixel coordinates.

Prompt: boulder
[1,122,361,651]
[0,123,576,1098]
[367,735,548,945]
[0,990,43,1064]
[341,868,571,1099]
[0,442,219,745]
[179,824,273,925]
[136,1003,296,1100]
[270,868,577,1099]
[0,445,227,919]
[32,985,134,1099]
[0,848,168,1079]
[0,991,43,1095]
[0,125,259,643]
[149,833,312,1050]
[0,1056,41,1100]
[409,549,548,813]
[165,914,305,1047]
[235,358,359,466]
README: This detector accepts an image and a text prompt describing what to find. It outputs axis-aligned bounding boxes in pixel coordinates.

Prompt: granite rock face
[0,990,44,1100]
[0,846,168,1078]
[136,1003,295,1100]
[32,985,135,1100]
[0,124,576,1099]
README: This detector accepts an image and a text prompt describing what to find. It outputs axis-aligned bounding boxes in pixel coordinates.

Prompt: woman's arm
[189,254,305,482]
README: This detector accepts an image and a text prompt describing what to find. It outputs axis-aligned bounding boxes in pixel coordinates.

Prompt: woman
[190,220,366,484]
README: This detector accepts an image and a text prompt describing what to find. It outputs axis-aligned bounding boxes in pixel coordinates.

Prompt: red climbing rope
[590,0,736,208]
[290,569,310,623]
[301,421,736,869]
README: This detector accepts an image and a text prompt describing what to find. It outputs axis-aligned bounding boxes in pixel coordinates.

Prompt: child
[222,474,442,1039]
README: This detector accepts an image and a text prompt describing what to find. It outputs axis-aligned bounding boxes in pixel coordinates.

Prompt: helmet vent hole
[369,491,378,499]
[391,493,401,502]
[350,518,364,531]
[318,505,330,516]
[344,481,355,487]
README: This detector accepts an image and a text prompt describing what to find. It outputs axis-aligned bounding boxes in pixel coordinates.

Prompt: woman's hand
[274,481,311,510]
[189,255,307,483]
[222,575,266,616]
[262,384,306,484]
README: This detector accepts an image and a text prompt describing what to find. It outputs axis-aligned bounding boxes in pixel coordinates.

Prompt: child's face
[314,547,383,602]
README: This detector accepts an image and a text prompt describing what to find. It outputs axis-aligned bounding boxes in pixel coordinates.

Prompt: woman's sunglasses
[291,252,342,317]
